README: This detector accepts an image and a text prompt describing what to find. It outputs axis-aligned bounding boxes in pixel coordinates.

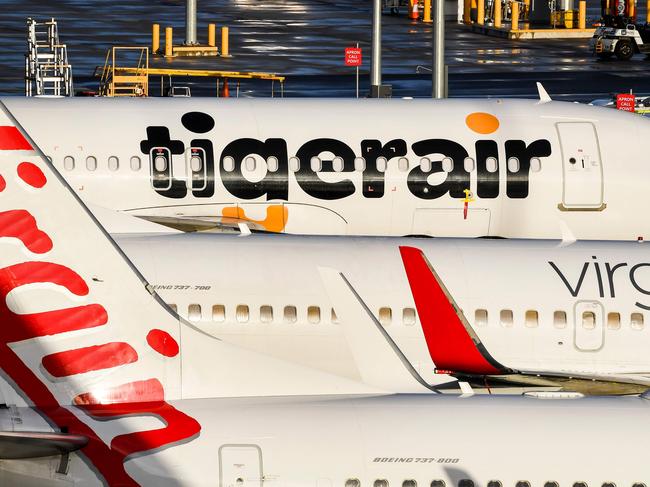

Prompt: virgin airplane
[0,96,649,487]
[2,91,649,239]
[116,231,650,394]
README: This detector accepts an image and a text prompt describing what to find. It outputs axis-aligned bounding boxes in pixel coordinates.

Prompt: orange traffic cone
[221,79,230,98]
[410,0,420,19]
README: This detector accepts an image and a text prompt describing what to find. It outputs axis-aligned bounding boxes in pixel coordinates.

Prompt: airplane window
[331,308,339,324]
[525,310,538,328]
[487,482,502,487]
[553,310,567,329]
[223,156,235,172]
[188,304,202,322]
[458,480,474,487]
[332,156,344,172]
[63,156,75,171]
[130,156,141,171]
[631,312,645,330]
[308,306,321,324]
[430,482,445,487]
[421,157,433,172]
[212,305,225,323]
[245,156,256,172]
[398,157,409,172]
[236,305,249,323]
[379,307,392,326]
[507,157,520,173]
[573,483,587,487]
[403,307,416,326]
[500,309,513,328]
[475,309,488,327]
[168,304,177,313]
[345,480,361,487]
[402,481,417,487]
[516,482,530,487]
[284,305,297,324]
[289,157,300,172]
[108,156,119,171]
[354,157,366,171]
[190,155,203,172]
[376,156,388,173]
[441,157,453,173]
[260,305,273,323]
[267,156,279,172]
[463,157,475,172]
[310,156,322,172]
[530,157,542,172]
[374,480,389,487]
[485,156,498,173]
[544,482,559,487]
[86,156,98,171]
[607,312,621,330]
[582,311,596,330]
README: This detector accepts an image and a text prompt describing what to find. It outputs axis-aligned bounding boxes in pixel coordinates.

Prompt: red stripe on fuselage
[399,246,502,375]
[42,342,138,377]
[0,127,32,150]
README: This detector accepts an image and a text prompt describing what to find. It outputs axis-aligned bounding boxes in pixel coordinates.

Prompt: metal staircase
[25,18,73,97]
[98,47,149,97]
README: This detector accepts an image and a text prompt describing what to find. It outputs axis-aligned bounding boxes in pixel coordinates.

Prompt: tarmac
[1,0,649,101]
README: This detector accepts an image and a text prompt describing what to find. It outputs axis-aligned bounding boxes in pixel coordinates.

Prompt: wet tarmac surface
[1,0,649,100]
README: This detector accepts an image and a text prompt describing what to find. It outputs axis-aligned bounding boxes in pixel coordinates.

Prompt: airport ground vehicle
[592,22,650,59]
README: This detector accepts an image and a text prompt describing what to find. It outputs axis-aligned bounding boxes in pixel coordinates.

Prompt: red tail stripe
[0,210,53,254]
[42,342,138,377]
[0,127,33,150]
[399,246,501,375]
[17,162,46,188]
[75,379,165,406]
[0,261,89,297]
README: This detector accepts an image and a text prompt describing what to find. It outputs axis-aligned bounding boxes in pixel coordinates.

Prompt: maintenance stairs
[25,18,73,97]
[97,47,149,97]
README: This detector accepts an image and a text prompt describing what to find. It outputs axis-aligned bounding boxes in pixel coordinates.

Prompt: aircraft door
[219,444,263,487]
[573,300,604,351]
[556,122,604,210]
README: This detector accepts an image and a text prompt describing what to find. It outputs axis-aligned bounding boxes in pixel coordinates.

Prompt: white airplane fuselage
[117,233,650,384]
[3,97,650,239]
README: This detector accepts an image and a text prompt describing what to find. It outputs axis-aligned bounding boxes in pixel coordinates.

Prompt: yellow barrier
[165,27,173,57]
[423,0,432,22]
[152,24,160,54]
[221,27,230,57]
[494,0,502,27]
[464,0,471,23]
[578,0,586,29]
[477,0,485,24]
[511,1,519,30]
[647,0,650,22]
[208,23,216,47]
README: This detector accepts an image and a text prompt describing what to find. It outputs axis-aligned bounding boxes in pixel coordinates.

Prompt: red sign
[345,47,362,67]
[616,93,636,112]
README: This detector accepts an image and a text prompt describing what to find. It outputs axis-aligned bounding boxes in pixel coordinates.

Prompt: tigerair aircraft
[1,91,648,239]
[0,102,650,487]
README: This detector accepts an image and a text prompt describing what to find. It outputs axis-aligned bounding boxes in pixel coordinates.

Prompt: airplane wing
[318,267,436,393]
[0,431,88,459]
[399,245,650,395]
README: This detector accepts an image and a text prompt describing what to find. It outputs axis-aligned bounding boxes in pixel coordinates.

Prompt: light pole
[186,0,198,45]
[432,0,446,98]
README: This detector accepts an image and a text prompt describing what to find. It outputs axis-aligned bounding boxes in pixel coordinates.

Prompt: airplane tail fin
[399,246,509,375]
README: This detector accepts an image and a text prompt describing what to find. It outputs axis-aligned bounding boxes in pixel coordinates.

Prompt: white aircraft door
[556,122,604,210]
[574,301,604,351]
[219,444,263,487]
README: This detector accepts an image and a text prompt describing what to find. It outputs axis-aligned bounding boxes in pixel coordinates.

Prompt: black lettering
[476,140,499,198]
[549,261,589,297]
[504,139,551,198]
[360,139,407,198]
[409,139,469,199]
[219,138,289,200]
[182,112,216,198]
[630,263,650,309]
[141,126,186,199]
[592,256,604,298]
[295,138,356,200]
[605,262,627,298]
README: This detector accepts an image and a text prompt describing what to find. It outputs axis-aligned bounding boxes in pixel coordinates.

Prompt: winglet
[536,82,552,104]
[399,246,509,375]
[318,266,435,393]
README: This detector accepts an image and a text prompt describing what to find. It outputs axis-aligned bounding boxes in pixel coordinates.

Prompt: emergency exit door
[574,300,604,351]
[219,444,263,487]
[556,122,604,210]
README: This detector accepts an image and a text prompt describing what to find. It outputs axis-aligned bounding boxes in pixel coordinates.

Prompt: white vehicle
[3,95,650,240]
[591,22,650,60]
[116,231,650,393]
[1,100,650,487]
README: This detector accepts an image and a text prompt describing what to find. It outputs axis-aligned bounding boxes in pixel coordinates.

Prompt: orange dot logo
[465,112,500,134]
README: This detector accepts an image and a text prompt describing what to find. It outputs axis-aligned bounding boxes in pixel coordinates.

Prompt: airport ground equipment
[591,22,650,59]
[25,18,73,97]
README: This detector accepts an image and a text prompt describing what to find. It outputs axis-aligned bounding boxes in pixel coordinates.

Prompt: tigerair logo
[140,111,552,202]
[0,128,200,486]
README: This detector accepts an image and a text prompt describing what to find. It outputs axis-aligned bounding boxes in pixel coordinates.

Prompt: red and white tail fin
[0,103,381,485]
[399,246,509,376]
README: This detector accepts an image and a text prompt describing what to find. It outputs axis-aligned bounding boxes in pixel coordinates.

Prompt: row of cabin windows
[473,309,645,331]
[345,480,644,487]
[60,155,142,172]
[170,304,417,326]
[56,154,543,175]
